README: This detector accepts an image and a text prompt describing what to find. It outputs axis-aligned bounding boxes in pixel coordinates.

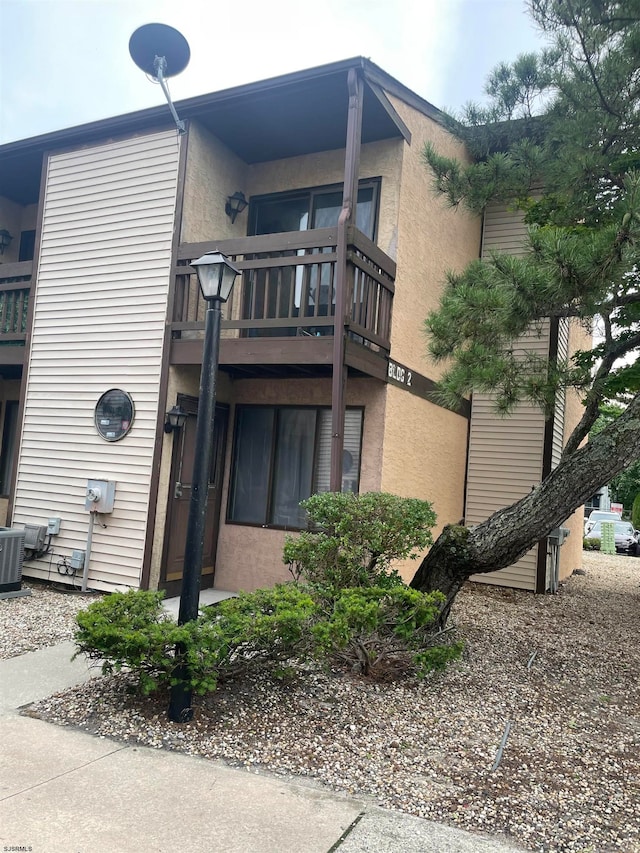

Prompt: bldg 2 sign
[387,360,412,387]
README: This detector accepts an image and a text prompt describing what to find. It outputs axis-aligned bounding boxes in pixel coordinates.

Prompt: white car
[586,520,640,556]
[584,510,620,536]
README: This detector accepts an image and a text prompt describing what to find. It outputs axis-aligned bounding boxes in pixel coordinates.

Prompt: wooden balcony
[171,226,395,379]
[0,261,32,366]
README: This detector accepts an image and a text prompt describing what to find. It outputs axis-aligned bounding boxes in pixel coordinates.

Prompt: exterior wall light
[224,191,248,224]
[0,230,13,255]
[164,405,188,433]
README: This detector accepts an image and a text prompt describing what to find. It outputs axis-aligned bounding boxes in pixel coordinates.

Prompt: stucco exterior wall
[213,376,386,592]
[181,122,249,243]
[380,384,468,582]
[386,96,482,378]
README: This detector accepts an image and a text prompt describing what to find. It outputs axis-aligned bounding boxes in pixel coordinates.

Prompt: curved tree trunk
[411,392,640,625]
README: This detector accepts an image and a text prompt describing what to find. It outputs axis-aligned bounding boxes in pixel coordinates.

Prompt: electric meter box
[84,480,116,513]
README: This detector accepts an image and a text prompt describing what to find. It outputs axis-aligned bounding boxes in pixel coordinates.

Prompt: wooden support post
[330,68,363,492]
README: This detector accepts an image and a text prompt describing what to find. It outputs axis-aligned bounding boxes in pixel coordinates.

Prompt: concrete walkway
[0,643,525,853]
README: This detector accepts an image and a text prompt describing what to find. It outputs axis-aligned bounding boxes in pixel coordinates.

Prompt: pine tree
[410,0,640,618]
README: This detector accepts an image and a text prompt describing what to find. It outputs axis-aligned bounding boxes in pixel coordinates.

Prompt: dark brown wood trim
[346,250,395,292]
[331,68,364,491]
[362,64,445,126]
[177,227,338,261]
[347,322,390,352]
[364,80,412,145]
[0,348,25,366]
[140,123,190,591]
[9,151,48,523]
[385,355,471,419]
[347,225,397,278]
[157,391,196,588]
[344,340,388,380]
[173,316,336,332]
[462,396,473,525]
[535,317,560,594]
[171,335,336,367]
[0,260,33,279]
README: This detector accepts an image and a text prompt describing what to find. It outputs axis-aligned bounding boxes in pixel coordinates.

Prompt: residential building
[0,57,584,596]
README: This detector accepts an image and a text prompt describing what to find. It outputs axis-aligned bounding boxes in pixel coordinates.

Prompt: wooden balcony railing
[173,226,395,354]
[0,261,32,345]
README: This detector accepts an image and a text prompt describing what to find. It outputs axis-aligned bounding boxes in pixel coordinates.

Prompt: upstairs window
[250,180,380,240]
[228,405,363,528]
[18,231,35,262]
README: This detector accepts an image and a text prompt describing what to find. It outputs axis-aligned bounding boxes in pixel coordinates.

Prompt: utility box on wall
[85,480,116,513]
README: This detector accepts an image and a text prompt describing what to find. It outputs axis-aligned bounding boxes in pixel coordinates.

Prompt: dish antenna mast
[129,23,190,134]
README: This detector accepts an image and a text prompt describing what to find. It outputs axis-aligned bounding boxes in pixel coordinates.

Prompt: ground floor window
[228,405,363,528]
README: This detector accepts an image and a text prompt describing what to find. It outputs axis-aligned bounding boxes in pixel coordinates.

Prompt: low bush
[583,537,601,551]
[283,491,436,590]
[199,584,318,679]
[312,585,463,680]
[74,590,218,696]
[75,581,461,694]
[75,585,317,695]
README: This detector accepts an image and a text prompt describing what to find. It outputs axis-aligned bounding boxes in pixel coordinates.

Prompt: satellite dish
[129,23,190,134]
[129,23,190,79]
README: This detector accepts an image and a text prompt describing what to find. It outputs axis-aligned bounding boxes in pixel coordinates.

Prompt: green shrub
[74,585,318,695]
[75,581,461,693]
[200,584,318,679]
[74,590,219,695]
[283,491,436,590]
[583,537,601,551]
[632,493,640,531]
[312,585,463,680]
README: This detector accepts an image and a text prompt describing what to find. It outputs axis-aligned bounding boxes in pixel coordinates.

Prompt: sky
[0,0,548,145]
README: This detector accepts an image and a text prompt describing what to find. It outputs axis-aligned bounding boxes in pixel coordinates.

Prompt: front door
[161,396,228,597]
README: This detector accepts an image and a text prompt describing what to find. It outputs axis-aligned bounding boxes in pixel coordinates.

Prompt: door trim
[159,394,229,596]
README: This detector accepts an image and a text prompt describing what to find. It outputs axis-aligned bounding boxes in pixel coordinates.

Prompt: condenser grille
[0,528,26,592]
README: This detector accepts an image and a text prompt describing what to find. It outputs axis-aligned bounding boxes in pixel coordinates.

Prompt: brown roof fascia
[365,80,412,145]
[360,60,446,126]
[0,56,444,159]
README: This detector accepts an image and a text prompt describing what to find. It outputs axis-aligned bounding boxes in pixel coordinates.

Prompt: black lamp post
[168,251,239,723]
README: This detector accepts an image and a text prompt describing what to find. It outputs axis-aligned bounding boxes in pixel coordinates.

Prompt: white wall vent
[0,528,26,593]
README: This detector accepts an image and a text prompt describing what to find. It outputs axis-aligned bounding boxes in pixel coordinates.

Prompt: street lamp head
[191,251,240,302]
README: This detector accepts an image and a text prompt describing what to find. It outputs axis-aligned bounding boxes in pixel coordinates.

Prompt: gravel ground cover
[14,553,640,852]
[0,582,102,659]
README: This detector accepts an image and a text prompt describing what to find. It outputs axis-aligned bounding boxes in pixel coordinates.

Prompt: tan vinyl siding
[466,202,548,590]
[481,205,530,255]
[13,130,180,592]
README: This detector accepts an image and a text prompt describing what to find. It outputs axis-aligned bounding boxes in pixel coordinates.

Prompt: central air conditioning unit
[0,528,26,595]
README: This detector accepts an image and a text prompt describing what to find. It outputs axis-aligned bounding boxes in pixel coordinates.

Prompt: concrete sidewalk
[0,643,525,853]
